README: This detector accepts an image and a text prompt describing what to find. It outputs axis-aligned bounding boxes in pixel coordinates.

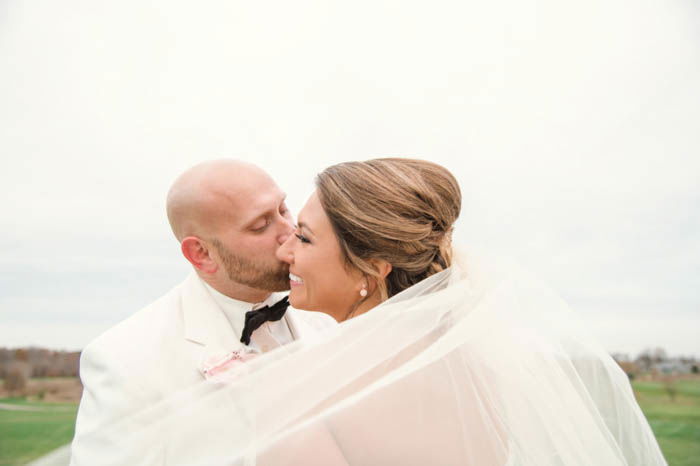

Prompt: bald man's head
[166,159,294,300]
[166,159,274,241]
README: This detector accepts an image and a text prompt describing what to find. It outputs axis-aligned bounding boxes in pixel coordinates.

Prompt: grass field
[633,379,700,466]
[0,398,77,466]
[0,380,698,465]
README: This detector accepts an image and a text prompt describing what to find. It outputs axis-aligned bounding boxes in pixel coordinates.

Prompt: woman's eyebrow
[297,221,314,235]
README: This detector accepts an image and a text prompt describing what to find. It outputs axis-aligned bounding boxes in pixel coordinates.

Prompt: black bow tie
[240,296,290,345]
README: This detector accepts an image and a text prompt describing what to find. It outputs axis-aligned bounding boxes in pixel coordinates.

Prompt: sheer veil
[78,248,666,465]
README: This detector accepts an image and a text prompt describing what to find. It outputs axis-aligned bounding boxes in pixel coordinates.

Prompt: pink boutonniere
[200,350,258,381]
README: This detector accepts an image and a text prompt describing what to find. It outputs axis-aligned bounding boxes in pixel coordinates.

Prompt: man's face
[208,178,294,293]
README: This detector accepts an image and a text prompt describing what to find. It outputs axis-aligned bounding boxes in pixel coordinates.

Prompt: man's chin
[231,267,290,293]
[269,281,291,293]
[261,273,292,293]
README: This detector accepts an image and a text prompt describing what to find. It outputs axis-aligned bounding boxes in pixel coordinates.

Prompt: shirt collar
[200,280,284,337]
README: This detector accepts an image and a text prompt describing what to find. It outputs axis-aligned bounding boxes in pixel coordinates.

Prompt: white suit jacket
[70,273,336,466]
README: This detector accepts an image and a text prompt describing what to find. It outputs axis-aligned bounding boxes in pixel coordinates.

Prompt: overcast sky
[1,0,698,356]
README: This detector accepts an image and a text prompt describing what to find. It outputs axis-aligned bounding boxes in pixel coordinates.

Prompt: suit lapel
[181,272,245,355]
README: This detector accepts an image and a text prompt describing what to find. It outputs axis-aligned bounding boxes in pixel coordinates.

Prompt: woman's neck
[340,293,383,322]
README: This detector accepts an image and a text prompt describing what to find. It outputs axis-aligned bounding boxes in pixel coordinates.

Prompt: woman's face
[276,191,363,321]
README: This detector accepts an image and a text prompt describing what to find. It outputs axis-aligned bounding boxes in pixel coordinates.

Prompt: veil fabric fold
[81,249,666,465]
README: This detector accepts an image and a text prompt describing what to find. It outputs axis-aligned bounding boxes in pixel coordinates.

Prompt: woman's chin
[288,290,308,310]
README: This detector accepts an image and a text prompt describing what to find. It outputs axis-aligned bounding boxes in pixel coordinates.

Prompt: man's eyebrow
[297,221,314,235]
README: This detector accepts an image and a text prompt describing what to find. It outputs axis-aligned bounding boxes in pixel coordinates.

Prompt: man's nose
[277,216,295,245]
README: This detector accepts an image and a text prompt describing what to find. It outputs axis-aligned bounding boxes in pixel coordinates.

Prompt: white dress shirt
[202,280,294,353]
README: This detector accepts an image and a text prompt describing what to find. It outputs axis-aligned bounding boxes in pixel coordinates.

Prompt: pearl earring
[359,286,368,297]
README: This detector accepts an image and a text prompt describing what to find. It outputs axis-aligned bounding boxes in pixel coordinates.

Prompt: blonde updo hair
[316,158,461,302]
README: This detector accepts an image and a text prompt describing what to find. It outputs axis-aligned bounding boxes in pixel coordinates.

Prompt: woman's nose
[276,235,294,264]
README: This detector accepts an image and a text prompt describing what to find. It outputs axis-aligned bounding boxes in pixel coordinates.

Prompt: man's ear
[368,258,392,280]
[181,236,218,274]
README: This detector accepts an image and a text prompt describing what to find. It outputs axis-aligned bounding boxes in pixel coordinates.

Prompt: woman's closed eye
[295,233,311,244]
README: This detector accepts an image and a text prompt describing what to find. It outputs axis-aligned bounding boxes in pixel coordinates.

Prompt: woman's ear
[368,258,392,280]
[181,236,218,274]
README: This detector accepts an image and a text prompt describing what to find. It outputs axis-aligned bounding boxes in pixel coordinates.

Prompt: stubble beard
[212,239,290,292]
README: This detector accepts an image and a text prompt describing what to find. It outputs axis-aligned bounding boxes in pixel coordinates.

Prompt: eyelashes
[295,233,311,244]
[252,205,290,232]
[252,220,270,232]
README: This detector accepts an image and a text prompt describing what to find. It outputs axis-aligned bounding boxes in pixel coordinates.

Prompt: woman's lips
[289,272,304,287]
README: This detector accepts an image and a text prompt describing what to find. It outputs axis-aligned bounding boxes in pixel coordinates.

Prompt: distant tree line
[613,347,699,380]
[0,347,80,379]
[1,347,81,395]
